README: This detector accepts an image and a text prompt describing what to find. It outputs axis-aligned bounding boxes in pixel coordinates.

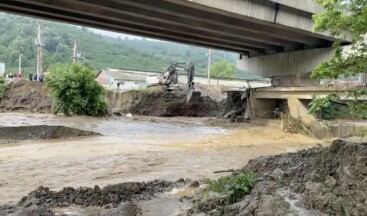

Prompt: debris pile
[195,139,367,216]
[0,180,184,216]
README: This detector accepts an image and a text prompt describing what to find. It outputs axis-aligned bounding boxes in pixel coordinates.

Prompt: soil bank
[0,80,51,113]
[0,80,225,117]
[105,86,222,117]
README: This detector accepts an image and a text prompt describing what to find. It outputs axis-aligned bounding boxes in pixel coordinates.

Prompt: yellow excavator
[146,61,201,103]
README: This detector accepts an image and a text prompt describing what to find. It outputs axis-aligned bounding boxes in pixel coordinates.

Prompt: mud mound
[0,180,183,216]
[0,80,51,113]
[0,125,100,143]
[106,87,221,117]
[201,139,367,216]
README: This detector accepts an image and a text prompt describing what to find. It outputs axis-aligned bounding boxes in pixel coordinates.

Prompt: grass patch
[206,173,255,204]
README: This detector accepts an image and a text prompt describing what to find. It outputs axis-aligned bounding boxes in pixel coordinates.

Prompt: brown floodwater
[0,113,323,205]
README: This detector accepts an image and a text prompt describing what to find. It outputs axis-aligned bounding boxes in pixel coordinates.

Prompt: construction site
[1,0,367,216]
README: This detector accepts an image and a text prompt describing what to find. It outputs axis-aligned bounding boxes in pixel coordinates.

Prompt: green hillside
[0,13,240,76]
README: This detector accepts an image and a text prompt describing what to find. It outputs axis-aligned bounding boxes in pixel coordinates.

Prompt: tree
[206,59,237,84]
[310,0,367,119]
[45,63,107,116]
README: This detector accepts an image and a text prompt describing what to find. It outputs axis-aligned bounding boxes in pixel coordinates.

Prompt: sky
[89,28,145,40]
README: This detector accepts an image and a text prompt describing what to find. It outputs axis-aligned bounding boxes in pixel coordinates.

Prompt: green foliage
[205,59,237,80]
[361,129,367,138]
[311,0,367,118]
[309,92,367,120]
[206,173,255,204]
[45,63,107,116]
[309,94,340,120]
[312,0,367,79]
[0,13,242,77]
[0,76,4,100]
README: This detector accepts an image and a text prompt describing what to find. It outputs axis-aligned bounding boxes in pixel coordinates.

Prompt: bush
[309,94,340,120]
[0,76,4,100]
[206,173,255,204]
[46,63,107,116]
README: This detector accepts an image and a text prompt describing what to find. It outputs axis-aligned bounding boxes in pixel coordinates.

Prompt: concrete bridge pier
[237,46,337,87]
[239,46,351,139]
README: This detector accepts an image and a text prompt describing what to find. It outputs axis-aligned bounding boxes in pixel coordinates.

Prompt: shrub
[309,94,340,120]
[206,173,255,204]
[0,76,4,100]
[46,63,107,116]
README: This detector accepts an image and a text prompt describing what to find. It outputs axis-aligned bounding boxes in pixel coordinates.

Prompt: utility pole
[207,48,211,86]
[36,24,43,80]
[72,39,77,63]
[18,54,22,75]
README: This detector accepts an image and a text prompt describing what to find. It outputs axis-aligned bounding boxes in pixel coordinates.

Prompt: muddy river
[0,113,323,205]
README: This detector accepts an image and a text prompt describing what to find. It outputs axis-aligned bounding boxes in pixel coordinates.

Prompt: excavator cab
[146,61,201,103]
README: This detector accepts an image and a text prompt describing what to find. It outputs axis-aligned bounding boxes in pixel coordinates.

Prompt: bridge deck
[254,86,367,100]
[0,0,350,56]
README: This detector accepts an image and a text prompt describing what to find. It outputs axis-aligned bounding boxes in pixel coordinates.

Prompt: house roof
[97,68,161,82]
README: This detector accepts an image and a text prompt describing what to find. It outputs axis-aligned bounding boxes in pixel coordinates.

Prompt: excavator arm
[146,61,201,102]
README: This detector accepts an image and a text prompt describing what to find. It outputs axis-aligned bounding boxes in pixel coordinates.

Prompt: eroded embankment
[0,125,100,144]
[0,80,51,113]
[0,80,223,117]
[194,139,367,216]
[105,87,222,117]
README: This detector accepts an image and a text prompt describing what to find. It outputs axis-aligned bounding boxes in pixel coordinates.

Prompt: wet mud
[194,139,367,216]
[0,125,100,144]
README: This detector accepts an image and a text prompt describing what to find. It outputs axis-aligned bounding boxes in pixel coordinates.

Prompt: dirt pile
[106,87,222,117]
[196,139,367,216]
[0,80,51,113]
[0,180,184,216]
[0,125,100,144]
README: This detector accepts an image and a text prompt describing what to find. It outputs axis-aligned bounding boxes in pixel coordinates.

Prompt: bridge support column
[287,97,333,139]
[237,47,339,87]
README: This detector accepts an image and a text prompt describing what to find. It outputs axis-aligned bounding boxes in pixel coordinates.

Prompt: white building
[96,68,159,91]
[0,63,5,76]
[96,68,271,91]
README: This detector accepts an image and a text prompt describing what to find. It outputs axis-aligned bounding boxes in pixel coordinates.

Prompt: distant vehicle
[146,62,201,103]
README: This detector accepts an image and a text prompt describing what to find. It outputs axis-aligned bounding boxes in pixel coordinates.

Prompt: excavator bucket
[186,89,201,103]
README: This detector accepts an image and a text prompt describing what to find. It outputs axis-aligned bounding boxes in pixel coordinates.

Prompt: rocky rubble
[195,139,367,216]
[0,180,184,216]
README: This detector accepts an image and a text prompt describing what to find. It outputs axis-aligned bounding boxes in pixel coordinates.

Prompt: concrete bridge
[0,0,357,137]
[0,0,349,58]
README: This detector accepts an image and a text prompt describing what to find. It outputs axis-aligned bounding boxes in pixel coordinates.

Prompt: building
[0,63,5,76]
[96,68,271,91]
[96,68,160,91]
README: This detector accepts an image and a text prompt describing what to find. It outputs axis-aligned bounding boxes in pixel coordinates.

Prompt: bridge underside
[0,0,348,56]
